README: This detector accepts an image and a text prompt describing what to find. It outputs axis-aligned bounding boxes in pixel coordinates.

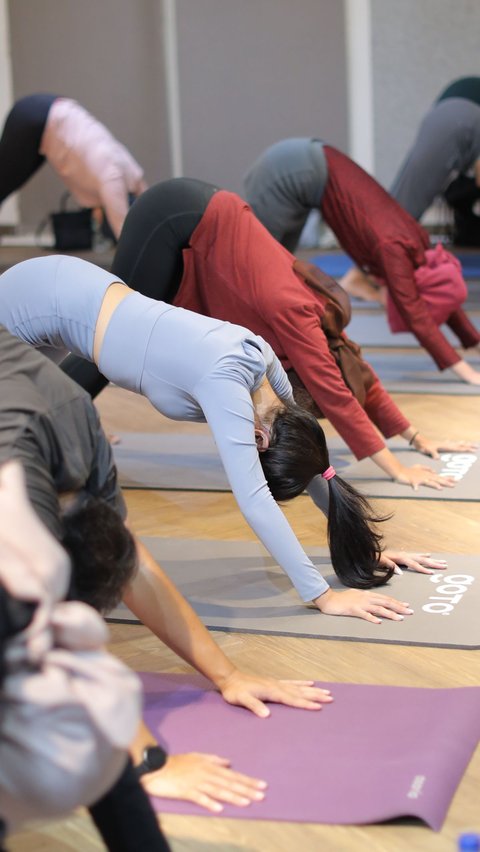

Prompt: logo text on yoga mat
[407,775,426,799]
[422,574,475,616]
[438,453,477,481]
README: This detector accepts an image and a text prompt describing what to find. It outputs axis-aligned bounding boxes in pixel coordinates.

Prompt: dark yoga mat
[114,432,228,491]
[113,431,350,492]
[140,671,480,829]
[108,538,480,649]
[336,443,480,501]
[311,251,480,280]
[114,433,479,500]
[348,283,480,312]
[366,351,480,395]
[455,251,480,277]
[347,311,480,347]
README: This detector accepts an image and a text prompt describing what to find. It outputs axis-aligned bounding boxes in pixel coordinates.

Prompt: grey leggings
[390,98,480,220]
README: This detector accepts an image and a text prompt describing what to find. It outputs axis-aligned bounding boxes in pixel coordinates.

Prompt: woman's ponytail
[326,474,393,588]
[260,403,393,588]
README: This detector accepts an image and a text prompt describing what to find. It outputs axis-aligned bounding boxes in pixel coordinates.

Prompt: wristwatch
[134,744,168,778]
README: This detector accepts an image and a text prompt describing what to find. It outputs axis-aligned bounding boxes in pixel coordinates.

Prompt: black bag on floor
[36,191,93,250]
[50,192,93,250]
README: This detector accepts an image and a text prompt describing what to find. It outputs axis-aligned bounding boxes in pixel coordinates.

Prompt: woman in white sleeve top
[0,254,414,623]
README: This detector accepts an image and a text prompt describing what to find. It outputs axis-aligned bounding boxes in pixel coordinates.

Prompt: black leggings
[60,177,218,397]
[0,94,57,204]
[88,758,171,851]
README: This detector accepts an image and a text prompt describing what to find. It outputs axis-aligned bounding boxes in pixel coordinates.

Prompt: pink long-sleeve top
[40,98,147,238]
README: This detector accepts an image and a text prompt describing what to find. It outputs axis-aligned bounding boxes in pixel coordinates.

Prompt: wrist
[134,744,168,778]
[401,426,417,443]
[313,587,333,610]
[213,663,242,692]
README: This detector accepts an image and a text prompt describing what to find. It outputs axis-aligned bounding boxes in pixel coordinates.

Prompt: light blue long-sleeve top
[0,255,330,602]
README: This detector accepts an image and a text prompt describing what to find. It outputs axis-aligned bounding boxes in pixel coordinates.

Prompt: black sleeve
[88,758,171,852]
[85,404,127,520]
[60,354,109,400]
[0,583,37,687]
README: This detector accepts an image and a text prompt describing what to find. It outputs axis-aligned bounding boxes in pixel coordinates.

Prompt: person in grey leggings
[390,77,480,234]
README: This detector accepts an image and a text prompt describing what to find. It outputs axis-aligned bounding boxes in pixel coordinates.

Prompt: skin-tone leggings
[0,94,57,204]
[60,177,218,397]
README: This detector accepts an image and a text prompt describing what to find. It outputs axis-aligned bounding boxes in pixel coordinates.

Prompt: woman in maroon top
[60,179,473,491]
[244,138,480,386]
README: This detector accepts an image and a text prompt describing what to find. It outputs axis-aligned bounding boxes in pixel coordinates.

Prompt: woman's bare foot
[339,267,384,303]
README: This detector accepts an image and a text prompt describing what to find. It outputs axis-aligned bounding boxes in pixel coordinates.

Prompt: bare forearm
[370,446,404,479]
[451,358,480,385]
[123,538,236,688]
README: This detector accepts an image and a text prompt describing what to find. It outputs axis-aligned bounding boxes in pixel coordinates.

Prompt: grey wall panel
[7,0,170,226]
[175,0,348,194]
[370,0,480,188]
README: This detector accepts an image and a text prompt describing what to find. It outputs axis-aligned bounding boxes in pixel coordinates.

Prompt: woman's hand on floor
[395,463,455,490]
[217,671,333,717]
[314,587,413,624]
[142,752,267,813]
[380,550,448,575]
[411,434,477,458]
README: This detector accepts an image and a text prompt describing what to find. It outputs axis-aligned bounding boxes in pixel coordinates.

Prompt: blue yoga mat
[311,252,480,280]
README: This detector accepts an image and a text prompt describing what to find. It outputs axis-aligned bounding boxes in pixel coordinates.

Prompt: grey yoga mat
[108,538,480,649]
[349,280,480,312]
[335,443,480,501]
[114,432,228,490]
[347,311,480,347]
[365,351,480,395]
[141,672,480,829]
[114,432,479,500]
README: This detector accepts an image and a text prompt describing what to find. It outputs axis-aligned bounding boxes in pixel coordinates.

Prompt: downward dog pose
[0,94,147,239]
[390,76,480,242]
[0,254,432,620]
[0,460,172,851]
[0,325,336,816]
[244,138,480,385]
[61,179,470,487]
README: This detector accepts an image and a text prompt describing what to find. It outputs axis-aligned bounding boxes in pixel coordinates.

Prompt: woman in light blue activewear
[0,254,415,623]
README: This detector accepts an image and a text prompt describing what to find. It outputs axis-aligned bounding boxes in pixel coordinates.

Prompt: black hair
[62,496,138,614]
[258,403,393,589]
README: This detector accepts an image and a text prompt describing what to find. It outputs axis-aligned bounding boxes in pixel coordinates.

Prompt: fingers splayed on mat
[394,463,456,491]
[142,752,267,813]
[217,670,333,717]
[380,551,448,575]
[314,587,413,624]
[410,436,478,459]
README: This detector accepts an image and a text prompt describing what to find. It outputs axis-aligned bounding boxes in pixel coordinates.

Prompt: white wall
[370,0,480,188]
[175,0,348,194]
[0,0,18,225]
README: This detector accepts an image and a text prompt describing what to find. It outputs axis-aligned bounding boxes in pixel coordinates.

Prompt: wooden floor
[10,371,480,851]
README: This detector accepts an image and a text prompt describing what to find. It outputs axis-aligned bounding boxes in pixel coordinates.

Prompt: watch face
[144,745,167,771]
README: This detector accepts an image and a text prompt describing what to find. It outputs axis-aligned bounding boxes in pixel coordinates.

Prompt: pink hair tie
[322,465,336,481]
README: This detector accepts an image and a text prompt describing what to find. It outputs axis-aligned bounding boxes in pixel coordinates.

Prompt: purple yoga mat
[140,672,480,830]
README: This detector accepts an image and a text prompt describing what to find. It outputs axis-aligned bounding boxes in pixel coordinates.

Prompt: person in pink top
[0,94,147,239]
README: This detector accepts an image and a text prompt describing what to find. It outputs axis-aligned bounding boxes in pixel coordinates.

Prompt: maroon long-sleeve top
[173,190,409,459]
[321,145,480,370]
